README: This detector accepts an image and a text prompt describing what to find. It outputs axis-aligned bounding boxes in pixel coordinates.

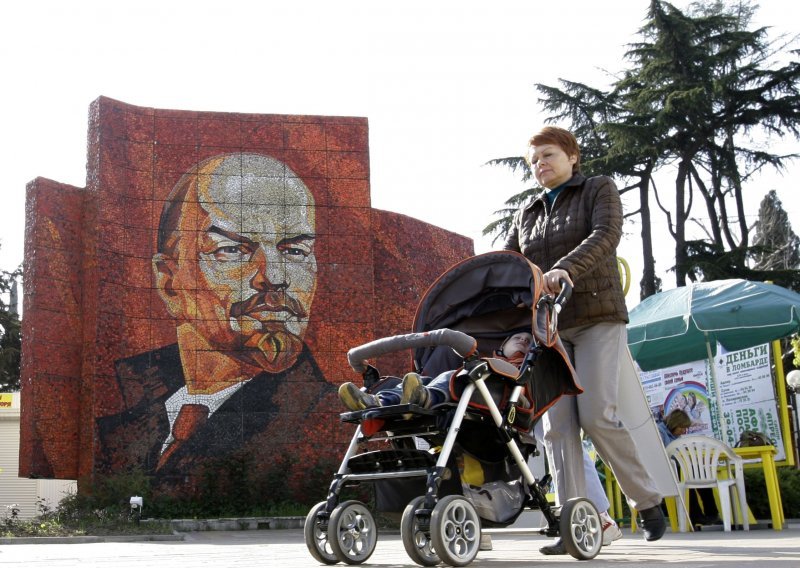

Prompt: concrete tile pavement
[1,525,799,567]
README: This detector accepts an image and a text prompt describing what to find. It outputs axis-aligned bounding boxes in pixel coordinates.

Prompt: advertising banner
[714,344,784,459]
[639,343,784,460]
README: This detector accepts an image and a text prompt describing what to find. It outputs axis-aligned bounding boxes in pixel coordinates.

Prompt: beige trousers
[542,322,662,511]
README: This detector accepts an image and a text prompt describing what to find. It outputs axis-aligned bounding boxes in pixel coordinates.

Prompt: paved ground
[1,525,799,567]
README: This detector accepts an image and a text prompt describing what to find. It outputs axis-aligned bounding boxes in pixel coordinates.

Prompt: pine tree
[752,190,800,290]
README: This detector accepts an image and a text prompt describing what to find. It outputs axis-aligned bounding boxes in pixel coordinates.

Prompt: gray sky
[2,0,797,307]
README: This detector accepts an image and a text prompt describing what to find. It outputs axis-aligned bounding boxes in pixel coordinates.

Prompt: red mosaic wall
[20,97,473,502]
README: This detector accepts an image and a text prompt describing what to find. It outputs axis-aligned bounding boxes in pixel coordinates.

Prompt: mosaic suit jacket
[95,343,339,493]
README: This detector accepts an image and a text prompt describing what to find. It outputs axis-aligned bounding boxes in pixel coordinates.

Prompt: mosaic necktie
[157,403,209,470]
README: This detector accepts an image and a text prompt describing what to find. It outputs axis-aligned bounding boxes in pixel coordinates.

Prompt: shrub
[1,495,172,538]
[744,466,800,520]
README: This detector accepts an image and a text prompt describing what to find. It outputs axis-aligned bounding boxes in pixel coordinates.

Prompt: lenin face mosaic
[154,153,318,387]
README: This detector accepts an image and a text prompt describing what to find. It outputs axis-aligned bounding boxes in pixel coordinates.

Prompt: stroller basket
[347,449,436,475]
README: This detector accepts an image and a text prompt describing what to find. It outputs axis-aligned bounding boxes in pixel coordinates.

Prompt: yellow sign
[0,393,14,408]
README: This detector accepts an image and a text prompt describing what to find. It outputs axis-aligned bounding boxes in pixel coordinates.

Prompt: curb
[169,516,304,532]
[0,533,185,545]
[0,517,306,545]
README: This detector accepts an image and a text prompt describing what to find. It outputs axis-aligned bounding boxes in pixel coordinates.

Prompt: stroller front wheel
[304,501,338,564]
[401,496,440,566]
[559,497,602,560]
[430,495,481,567]
[328,500,378,565]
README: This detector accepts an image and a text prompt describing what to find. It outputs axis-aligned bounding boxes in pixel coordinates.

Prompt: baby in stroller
[304,251,604,566]
[337,331,535,411]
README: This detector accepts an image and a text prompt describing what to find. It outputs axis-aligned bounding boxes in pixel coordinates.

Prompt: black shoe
[539,538,566,555]
[639,504,666,541]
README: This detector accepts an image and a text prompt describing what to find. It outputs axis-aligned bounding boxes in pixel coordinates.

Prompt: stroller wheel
[304,501,338,564]
[401,496,440,566]
[430,495,481,567]
[328,500,378,565]
[559,497,602,560]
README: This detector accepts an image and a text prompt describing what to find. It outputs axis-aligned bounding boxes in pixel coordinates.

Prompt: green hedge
[744,466,800,520]
[77,455,363,520]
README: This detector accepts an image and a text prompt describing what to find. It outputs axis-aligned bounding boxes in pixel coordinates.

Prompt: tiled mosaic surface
[20,97,473,500]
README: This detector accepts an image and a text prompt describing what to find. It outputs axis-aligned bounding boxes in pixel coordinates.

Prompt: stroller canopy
[411,251,581,415]
[412,251,544,371]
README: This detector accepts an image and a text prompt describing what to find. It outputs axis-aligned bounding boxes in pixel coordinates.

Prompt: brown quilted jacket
[502,173,628,331]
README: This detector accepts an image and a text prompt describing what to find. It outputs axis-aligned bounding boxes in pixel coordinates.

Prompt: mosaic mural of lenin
[20,98,474,504]
[96,153,339,496]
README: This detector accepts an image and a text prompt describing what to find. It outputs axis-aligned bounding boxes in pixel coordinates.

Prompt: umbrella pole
[707,339,730,445]
[771,339,795,466]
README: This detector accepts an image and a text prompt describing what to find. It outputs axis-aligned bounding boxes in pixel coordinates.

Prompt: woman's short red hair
[527,126,581,174]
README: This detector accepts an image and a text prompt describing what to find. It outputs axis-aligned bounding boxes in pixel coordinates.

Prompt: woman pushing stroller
[306,250,608,565]
[504,126,666,554]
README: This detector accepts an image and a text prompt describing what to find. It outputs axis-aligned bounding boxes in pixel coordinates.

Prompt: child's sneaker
[400,373,430,408]
[338,382,381,411]
[601,512,623,546]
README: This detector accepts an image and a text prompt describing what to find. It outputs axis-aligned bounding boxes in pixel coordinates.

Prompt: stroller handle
[347,329,478,373]
[554,279,573,313]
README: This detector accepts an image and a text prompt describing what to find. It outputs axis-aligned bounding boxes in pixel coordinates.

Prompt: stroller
[304,251,602,565]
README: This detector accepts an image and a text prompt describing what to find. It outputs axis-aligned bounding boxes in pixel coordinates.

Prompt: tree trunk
[639,168,658,299]
[674,160,690,286]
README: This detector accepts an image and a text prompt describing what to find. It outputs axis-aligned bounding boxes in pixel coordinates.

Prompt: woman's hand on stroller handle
[538,268,573,314]
[542,268,572,295]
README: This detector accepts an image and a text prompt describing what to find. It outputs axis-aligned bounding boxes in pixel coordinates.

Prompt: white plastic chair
[665,435,749,532]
